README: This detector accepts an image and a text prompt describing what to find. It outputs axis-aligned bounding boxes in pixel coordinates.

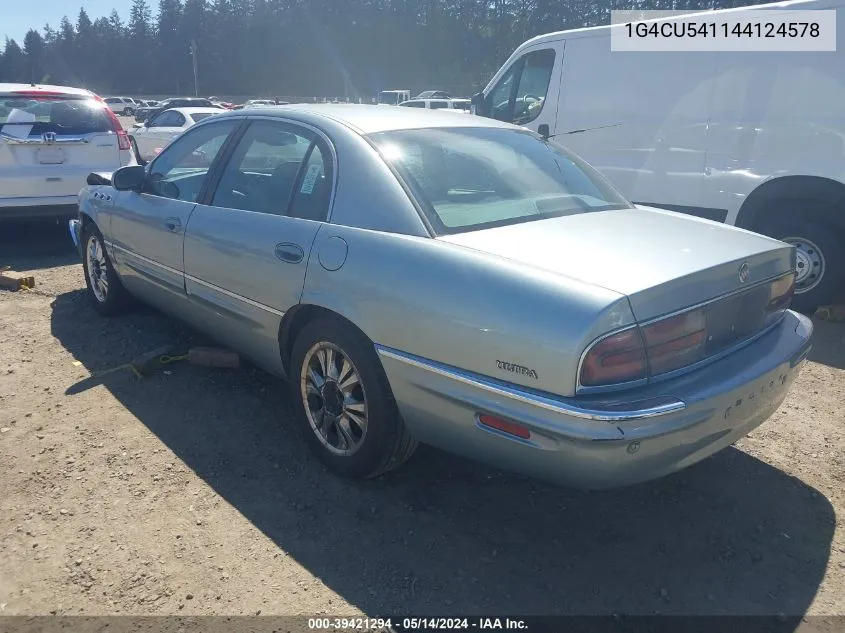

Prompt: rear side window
[430,101,449,109]
[0,97,112,137]
[190,113,215,123]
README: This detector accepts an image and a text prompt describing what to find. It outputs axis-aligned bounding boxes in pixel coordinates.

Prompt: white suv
[104,96,138,116]
[1,83,135,220]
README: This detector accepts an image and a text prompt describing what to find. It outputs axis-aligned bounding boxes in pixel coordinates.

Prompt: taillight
[767,272,795,313]
[579,328,647,387]
[579,272,794,389]
[641,308,707,375]
[103,106,131,151]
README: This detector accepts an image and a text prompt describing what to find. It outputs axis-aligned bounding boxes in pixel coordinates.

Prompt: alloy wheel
[300,341,368,456]
[86,235,109,303]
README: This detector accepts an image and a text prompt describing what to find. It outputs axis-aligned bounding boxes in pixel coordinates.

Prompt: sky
[3,0,133,46]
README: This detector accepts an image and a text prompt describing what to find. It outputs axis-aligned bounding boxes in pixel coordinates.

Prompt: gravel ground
[1,219,844,619]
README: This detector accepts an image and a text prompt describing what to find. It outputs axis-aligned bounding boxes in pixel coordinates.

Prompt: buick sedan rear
[69,105,812,488]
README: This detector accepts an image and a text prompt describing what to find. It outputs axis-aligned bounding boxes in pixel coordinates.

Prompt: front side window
[150,111,183,128]
[145,120,237,202]
[211,120,315,215]
[486,48,556,125]
[370,127,631,235]
[513,49,556,125]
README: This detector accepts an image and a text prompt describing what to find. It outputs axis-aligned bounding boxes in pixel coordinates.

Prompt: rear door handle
[164,217,181,232]
[274,242,304,264]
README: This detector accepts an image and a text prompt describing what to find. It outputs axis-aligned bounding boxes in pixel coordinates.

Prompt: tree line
[0,0,758,99]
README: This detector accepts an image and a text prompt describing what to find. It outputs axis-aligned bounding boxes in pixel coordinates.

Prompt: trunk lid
[438,206,794,322]
[1,94,121,198]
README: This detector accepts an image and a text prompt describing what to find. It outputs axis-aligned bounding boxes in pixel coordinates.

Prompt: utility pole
[190,39,199,97]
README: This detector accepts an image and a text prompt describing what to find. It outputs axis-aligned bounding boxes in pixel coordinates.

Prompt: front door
[133,110,189,162]
[109,119,240,306]
[183,118,334,374]
[484,44,563,136]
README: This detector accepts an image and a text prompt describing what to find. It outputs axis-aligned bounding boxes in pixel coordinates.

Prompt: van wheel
[289,317,418,479]
[81,224,132,316]
[762,209,845,313]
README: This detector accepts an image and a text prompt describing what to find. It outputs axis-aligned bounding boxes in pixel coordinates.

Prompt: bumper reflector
[478,414,531,440]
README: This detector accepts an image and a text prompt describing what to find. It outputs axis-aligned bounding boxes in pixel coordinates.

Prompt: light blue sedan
[69,105,812,488]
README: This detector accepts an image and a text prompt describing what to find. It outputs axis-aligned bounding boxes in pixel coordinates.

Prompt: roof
[235,103,516,135]
[167,107,225,116]
[0,83,97,98]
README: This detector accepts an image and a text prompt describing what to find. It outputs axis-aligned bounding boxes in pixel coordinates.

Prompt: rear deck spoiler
[86,172,113,186]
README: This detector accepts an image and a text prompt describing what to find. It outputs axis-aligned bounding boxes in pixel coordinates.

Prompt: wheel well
[735,176,845,232]
[278,304,371,374]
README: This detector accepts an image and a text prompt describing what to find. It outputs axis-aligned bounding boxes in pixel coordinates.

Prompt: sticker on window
[300,164,322,194]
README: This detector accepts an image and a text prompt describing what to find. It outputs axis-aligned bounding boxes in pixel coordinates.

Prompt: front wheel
[763,212,845,313]
[122,107,133,116]
[81,224,131,316]
[289,318,418,479]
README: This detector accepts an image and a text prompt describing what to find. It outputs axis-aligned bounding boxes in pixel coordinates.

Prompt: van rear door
[0,93,122,199]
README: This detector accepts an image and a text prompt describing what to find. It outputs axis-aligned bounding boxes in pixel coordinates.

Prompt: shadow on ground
[0,218,78,271]
[48,288,837,620]
[807,319,845,370]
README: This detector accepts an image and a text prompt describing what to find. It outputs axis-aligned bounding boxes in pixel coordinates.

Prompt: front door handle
[274,242,304,264]
[164,217,181,233]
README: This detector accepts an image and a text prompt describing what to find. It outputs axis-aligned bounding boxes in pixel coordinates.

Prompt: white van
[470,0,845,310]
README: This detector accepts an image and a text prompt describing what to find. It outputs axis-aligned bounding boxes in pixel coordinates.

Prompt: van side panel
[554,35,717,215]
[706,46,845,225]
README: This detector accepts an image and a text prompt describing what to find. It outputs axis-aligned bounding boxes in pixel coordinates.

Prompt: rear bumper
[378,310,813,489]
[0,203,78,220]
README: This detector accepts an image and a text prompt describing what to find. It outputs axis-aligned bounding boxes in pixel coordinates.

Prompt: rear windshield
[0,96,113,136]
[369,127,632,235]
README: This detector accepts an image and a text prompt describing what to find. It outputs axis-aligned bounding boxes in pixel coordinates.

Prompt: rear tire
[81,224,132,316]
[122,107,133,116]
[758,206,845,313]
[289,317,418,479]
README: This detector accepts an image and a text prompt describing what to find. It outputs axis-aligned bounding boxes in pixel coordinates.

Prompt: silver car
[69,105,812,489]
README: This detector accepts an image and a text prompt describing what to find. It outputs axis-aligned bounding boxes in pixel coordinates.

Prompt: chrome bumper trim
[68,219,82,254]
[375,345,686,422]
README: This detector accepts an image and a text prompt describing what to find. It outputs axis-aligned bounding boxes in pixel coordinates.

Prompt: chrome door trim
[185,273,285,317]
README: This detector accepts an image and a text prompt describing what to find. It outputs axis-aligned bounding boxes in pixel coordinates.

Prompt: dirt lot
[1,219,844,620]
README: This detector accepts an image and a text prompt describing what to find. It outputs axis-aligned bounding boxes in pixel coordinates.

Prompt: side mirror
[143,119,152,128]
[538,124,551,140]
[470,92,488,117]
[112,165,146,192]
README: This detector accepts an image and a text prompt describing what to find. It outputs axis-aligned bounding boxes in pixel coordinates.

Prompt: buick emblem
[42,132,56,144]
[738,262,750,283]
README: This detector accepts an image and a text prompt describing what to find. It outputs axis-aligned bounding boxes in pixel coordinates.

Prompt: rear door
[0,93,122,199]
[183,118,334,373]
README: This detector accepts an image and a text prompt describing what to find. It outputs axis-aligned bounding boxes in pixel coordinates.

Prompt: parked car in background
[69,105,810,489]
[415,90,452,99]
[471,0,845,311]
[135,98,222,123]
[129,107,222,162]
[400,98,471,111]
[0,83,133,220]
[377,90,411,105]
[104,96,138,116]
[244,99,278,107]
